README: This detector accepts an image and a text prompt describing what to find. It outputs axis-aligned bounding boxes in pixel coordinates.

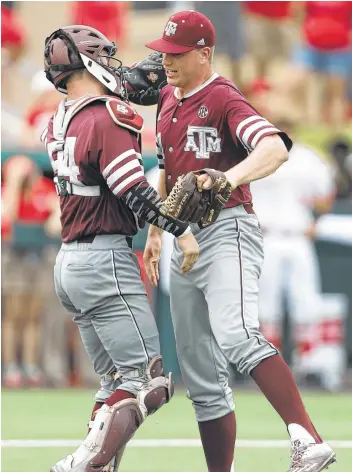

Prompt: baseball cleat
[288,439,336,472]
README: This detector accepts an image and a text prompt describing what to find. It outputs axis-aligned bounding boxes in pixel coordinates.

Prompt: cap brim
[145,38,195,54]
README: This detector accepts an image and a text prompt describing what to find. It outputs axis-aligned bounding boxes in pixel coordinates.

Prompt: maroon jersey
[42,96,146,243]
[156,73,292,206]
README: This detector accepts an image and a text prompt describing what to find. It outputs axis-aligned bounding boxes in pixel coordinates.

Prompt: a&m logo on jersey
[165,21,178,36]
[198,105,208,119]
[184,125,221,159]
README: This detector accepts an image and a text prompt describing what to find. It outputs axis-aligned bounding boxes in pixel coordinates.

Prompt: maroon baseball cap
[145,10,215,54]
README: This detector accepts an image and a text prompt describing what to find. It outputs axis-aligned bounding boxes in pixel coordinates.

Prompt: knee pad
[137,355,174,416]
[94,356,174,415]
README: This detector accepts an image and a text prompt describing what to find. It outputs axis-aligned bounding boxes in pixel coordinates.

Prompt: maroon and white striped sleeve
[226,94,292,153]
[101,148,145,197]
[235,115,281,152]
[98,121,146,197]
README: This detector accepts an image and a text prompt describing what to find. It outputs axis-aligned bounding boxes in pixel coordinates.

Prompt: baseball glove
[160,169,232,226]
[123,52,167,106]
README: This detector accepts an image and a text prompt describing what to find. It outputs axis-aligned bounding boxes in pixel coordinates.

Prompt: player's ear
[199,47,211,64]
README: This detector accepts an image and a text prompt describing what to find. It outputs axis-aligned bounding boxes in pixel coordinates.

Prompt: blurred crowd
[1,1,352,390]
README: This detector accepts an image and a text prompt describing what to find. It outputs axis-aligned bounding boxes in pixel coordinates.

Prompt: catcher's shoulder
[63,95,144,135]
[105,97,144,134]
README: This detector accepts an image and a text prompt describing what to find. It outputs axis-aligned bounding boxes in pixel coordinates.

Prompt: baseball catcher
[43,24,199,472]
[160,168,233,226]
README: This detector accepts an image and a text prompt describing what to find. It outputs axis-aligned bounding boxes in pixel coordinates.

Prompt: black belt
[76,235,133,249]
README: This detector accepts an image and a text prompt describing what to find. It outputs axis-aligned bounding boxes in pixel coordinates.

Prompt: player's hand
[196,170,235,191]
[143,232,162,287]
[177,232,200,274]
[196,172,213,191]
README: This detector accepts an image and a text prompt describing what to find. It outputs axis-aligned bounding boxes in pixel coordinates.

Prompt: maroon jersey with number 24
[42,96,147,243]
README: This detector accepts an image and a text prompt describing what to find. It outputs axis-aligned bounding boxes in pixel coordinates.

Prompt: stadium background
[1,1,352,471]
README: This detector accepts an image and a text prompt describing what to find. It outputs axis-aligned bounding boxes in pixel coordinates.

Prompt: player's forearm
[157,169,167,200]
[121,180,189,237]
[148,170,167,237]
[225,135,289,188]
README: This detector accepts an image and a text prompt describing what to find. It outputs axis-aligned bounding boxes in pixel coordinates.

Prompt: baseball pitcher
[144,10,336,472]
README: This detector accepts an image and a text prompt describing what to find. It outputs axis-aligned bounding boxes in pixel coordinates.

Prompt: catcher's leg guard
[103,356,174,472]
[51,357,173,472]
[102,446,126,472]
[86,399,144,472]
[51,399,144,472]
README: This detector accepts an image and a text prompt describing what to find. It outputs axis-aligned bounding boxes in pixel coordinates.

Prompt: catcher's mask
[44,25,127,99]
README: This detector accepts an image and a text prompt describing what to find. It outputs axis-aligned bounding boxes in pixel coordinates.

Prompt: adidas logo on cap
[197,38,205,46]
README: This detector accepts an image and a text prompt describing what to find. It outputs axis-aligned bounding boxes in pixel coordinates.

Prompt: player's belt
[54,178,101,197]
[76,235,133,249]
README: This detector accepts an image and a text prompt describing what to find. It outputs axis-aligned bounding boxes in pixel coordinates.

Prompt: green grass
[2,389,352,471]
[3,448,352,472]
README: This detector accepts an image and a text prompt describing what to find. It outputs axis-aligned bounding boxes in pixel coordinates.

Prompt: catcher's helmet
[44,25,126,98]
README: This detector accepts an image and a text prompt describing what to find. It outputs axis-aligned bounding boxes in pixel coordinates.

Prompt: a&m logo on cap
[165,21,178,36]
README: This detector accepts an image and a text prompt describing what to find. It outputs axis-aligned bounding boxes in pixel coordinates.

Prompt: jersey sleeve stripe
[102,149,136,178]
[106,160,143,188]
[112,171,145,196]
[236,115,263,139]
[250,127,280,148]
[136,152,143,164]
[241,120,271,147]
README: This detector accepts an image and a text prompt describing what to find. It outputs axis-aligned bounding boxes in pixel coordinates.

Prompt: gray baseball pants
[170,205,278,422]
[54,234,160,402]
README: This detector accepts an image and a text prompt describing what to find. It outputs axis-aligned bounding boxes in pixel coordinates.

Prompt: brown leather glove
[160,168,232,226]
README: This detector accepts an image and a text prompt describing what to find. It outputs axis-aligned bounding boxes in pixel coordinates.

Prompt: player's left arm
[197,94,292,190]
[223,134,289,189]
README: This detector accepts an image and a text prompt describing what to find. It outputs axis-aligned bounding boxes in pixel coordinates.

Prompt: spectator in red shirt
[1,3,27,104]
[1,155,59,388]
[293,1,352,126]
[1,3,26,65]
